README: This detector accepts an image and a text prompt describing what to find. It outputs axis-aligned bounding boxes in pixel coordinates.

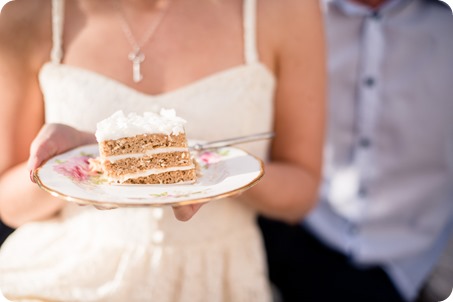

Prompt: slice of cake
[95,109,197,184]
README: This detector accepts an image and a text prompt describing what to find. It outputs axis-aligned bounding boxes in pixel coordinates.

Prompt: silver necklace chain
[115,0,172,83]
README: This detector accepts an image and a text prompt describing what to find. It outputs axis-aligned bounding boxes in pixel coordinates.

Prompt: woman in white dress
[0,0,326,301]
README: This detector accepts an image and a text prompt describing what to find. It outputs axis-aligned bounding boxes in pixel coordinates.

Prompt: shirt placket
[349,12,384,254]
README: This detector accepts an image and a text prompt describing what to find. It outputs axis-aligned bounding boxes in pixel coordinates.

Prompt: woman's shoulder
[0,0,51,65]
[0,0,51,35]
[258,0,323,41]
[259,0,322,25]
[257,0,324,61]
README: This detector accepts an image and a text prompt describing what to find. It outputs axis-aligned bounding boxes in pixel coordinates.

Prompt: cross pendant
[128,49,145,83]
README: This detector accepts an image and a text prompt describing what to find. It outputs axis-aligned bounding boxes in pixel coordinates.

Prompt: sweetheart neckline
[39,62,275,99]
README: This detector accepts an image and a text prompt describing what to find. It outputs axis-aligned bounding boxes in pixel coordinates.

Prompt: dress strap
[243,0,259,64]
[50,0,65,64]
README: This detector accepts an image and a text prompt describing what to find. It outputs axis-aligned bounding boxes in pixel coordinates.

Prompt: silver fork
[190,132,275,151]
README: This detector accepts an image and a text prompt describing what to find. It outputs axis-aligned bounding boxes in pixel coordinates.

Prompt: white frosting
[95,109,187,141]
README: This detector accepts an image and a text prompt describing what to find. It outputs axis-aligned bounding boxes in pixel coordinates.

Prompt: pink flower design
[54,155,97,182]
[198,151,222,168]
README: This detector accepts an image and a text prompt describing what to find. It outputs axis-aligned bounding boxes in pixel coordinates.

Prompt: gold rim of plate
[32,145,265,208]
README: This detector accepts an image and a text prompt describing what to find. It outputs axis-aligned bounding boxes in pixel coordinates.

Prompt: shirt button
[349,225,359,235]
[358,185,368,198]
[359,138,371,148]
[152,230,164,244]
[364,77,376,87]
[370,11,381,20]
[152,208,163,220]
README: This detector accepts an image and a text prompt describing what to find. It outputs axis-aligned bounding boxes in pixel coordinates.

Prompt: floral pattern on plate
[197,149,230,169]
[53,153,105,184]
[35,143,264,206]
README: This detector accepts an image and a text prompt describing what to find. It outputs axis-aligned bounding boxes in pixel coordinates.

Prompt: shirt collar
[326,0,409,16]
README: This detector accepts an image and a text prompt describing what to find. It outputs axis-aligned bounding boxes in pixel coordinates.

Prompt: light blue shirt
[305,0,453,300]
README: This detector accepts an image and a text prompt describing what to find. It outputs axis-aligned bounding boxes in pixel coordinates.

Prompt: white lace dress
[0,0,275,301]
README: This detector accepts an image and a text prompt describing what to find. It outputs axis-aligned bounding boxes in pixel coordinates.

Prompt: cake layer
[104,147,189,163]
[123,170,197,185]
[103,152,193,176]
[99,133,188,157]
[109,167,197,184]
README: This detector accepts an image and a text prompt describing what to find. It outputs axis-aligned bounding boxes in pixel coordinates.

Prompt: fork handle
[191,132,275,151]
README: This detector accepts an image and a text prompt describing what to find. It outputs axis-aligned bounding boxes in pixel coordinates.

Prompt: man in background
[259,0,453,301]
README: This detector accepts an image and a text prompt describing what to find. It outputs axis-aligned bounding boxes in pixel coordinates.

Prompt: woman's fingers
[27,138,58,172]
[27,124,94,180]
[172,203,205,221]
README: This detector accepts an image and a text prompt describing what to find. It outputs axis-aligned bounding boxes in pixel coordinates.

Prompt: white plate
[33,144,264,207]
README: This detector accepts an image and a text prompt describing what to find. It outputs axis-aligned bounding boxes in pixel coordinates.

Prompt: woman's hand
[172,203,205,221]
[27,123,96,174]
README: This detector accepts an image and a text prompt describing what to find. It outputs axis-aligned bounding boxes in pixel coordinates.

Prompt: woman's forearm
[243,161,320,224]
[0,128,96,228]
[0,161,65,228]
